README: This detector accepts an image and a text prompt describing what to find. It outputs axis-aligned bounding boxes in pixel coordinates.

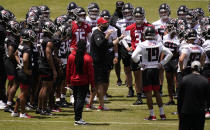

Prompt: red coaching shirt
[66,51,95,88]
[70,21,92,50]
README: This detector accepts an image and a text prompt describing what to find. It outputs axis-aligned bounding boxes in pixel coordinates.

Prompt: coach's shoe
[205,112,210,118]
[4,105,14,113]
[97,105,109,111]
[116,79,122,86]
[160,114,166,120]
[127,89,134,97]
[11,111,19,117]
[165,100,175,105]
[86,104,96,110]
[133,98,143,105]
[74,119,87,125]
[144,115,157,121]
[20,113,33,118]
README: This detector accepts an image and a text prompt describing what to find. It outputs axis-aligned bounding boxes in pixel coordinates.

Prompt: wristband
[115,53,118,57]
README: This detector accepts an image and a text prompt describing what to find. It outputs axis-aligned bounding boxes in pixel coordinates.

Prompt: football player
[116,3,135,97]
[132,26,172,120]
[86,2,100,28]
[122,7,152,105]
[67,2,78,21]
[12,29,36,118]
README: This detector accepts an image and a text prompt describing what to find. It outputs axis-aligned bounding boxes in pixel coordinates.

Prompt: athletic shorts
[94,64,109,84]
[107,52,114,70]
[121,44,131,67]
[39,68,53,81]
[4,58,17,81]
[202,63,210,82]
[142,68,160,92]
[17,69,32,87]
[130,59,140,71]
[164,59,178,73]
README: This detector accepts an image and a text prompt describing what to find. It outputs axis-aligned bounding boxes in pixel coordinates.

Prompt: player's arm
[160,46,173,66]
[179,47,188,72]
[23,51,32,75]
[14,49,20,64]
[46,42,57,81]
[131,45,142,63]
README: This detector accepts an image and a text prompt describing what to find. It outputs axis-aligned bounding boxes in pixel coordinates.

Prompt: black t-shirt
[90,29,114,65]
[178,73,210,114]
[4,34,20,57]
[17,43,33,70]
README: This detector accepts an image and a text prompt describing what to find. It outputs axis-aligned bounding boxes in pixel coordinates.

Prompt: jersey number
[146,47,159,62]
[75,31,85,43]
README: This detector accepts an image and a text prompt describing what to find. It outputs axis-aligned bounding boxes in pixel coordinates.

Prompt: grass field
[0,0,210,130]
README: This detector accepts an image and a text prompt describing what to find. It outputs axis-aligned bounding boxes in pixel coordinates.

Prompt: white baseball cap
[191,61,201,70]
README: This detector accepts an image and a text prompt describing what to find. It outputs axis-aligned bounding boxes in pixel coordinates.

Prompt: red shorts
[7,75,15,81]
[143,85,160,92]
[20,83,29,89]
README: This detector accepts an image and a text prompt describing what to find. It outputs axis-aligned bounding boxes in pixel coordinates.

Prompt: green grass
[0,0,210,129]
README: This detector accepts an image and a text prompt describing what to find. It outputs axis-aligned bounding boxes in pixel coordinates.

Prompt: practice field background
[0,0,210,130]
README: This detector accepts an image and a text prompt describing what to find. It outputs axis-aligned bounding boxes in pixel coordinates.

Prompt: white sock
[159,107,165,115]
[61,94,66,99]
[7,101,12,106]
[56,98,60,102]
[149,109,155,116]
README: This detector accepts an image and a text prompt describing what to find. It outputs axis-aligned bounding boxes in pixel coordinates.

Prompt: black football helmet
[159,3,170,20]
[54,15,68,27]
[74,7,86,22]
[0,5,4,11]
[26,16,41,32]
[7,20,20,36]
[122,3,134,20]
[116,1,124,8]
[0,10,15,23]
[176,18,186,39]
[177,5,188,20]
[143,26,156,40]
[202,24,210,39]
[100,10,111,21]
[185,28,197,40]
[21,29,37,43]
[39,5,50,19]
[186,9,197,26]
[133,7,145,24]
[87,2,100,19]
[28,6,41,17]
[67,2,77,13]
[166,18,177,33]
[195,8,205,21]
[42,21,57,35]
[58,23,72,39]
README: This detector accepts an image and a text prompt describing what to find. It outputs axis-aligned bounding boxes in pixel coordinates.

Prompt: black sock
[129,86,133,91]
[137,93,142,100]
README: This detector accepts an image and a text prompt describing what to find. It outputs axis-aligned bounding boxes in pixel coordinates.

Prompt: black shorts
[4,58,17,81]
[94,64,109,84]
[164,59,178,73]
[107,52,114,70]
[17,69,32,86]
[117,44,122,62]
[142,68,160,92]
[130,59,140,71]
[121,44,131,67]
[39,68,53,81]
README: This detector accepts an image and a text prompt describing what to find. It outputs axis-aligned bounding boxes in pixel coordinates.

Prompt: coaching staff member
[66,40,95,125]
[178,61,210,130]
[90,17,124,110]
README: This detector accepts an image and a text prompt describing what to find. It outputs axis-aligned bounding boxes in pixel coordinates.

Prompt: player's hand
[158,63,163,69]
[113,57,118,64]
[91,86,96,93]
[119,34,125,40]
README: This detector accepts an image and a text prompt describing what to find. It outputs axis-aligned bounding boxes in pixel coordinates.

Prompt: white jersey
[202,39,210,63]
[178,43,204,72]
[116,19,135,46]
[152,19,167,31]
[163,34,180,59]
[132,40,173,69]
[92,25,118,52]
[86,16,99,29]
